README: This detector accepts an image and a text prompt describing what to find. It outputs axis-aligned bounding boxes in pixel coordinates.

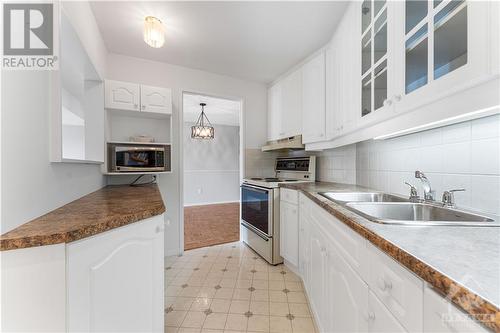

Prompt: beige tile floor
[165,241,318,333]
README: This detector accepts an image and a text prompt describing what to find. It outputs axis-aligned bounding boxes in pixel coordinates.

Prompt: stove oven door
[240,184,274,238]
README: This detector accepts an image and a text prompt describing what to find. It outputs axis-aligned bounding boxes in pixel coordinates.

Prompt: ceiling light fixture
[191,103,215,139]
[144,16,165,48]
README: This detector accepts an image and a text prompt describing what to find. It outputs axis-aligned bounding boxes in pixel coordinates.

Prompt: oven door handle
[241,222,270,241]
[240,184,269,194]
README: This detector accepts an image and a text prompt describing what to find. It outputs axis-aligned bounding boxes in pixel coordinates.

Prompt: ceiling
[183,93,240,126]
[90,1,349,83]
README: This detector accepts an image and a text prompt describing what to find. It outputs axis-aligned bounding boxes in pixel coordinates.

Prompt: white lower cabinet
[368,243,423,332]
[327,242,369,333]
[296,196,487,333]
[280,200,299,267]
[308,219,329,329]
[424,287,488,333]
[368,291,407,333]
[67,215,165,332]
[1,244,66,332]
[298,193,311,293]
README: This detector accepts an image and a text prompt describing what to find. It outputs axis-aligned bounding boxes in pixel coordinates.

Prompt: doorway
[181,92,242,250]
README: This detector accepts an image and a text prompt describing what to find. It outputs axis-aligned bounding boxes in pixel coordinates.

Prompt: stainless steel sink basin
[320,192,408,204]
[345,202,498,226]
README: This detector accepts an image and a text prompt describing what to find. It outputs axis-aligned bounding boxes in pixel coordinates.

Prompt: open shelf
[104,171,172,176]
[107,141,171,146]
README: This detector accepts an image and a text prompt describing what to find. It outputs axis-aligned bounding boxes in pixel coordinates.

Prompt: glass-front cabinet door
[360,0,395,125]
[394,0,491,112]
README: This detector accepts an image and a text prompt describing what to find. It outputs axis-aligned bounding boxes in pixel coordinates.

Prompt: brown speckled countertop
[281,181,500,332]
[0,184,165,251]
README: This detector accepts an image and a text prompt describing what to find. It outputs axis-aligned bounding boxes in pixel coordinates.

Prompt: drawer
[368,243,423,333]
[281,188,298,205]
[368,290,408,333]
[310,201,369,282]
[424,287,488,333]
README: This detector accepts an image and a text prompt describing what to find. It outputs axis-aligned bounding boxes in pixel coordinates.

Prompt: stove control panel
[275,157,311,172]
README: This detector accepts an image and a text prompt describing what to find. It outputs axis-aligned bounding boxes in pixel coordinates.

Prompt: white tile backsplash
[471,115,500,140]
[470,138,500,175]
[315,144,357,185]
[355,114,500,216]
[244,149,278,178]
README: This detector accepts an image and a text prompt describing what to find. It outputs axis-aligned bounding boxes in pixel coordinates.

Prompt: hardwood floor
[184,202,240,250]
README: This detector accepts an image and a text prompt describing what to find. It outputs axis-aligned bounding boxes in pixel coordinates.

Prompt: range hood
[261,135,305,152]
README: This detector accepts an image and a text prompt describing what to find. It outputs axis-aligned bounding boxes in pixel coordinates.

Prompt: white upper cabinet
[302,51,326,143]
[105,80,140,112]
[281,69,303,138]
[358,0,397,128]
[326,2,362,140]
[393,0,492,114]
[267,68,302,141]
[303,0,498,150]
[267,83,282,141]
[105,80,172,115]
[140,85,172,114]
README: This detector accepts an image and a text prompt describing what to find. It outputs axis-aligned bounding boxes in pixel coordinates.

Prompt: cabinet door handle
[134,103,138,109]
[377,277,392,292]
[156,225,165,233]
[383,99,392,106]
[364,311,375,322]
[393,94,402,102]
[142,105,146,110]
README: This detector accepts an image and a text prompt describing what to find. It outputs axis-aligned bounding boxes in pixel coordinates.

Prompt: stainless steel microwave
[107,143,171,173]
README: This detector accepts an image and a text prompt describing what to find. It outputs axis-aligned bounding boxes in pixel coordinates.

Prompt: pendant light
[191,103,215,139]
[144,16,165,48]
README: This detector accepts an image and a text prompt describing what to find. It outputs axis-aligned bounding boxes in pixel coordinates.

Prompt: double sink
[319,192,498,226]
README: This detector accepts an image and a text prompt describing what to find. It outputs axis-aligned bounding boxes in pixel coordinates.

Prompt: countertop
[0,184,165,251]
[280,181,500,332]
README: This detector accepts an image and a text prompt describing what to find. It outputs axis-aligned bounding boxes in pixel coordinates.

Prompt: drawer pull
[364,311,375,322]
[377,277,392,292]
[439,313,458,333]
[156,225,165,233]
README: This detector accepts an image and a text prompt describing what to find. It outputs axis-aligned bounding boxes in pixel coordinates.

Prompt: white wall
[356,115,500,216]
[105,53,268,255]
[1,2,107,233]
[184,123,240,206]
[61,2,107,79]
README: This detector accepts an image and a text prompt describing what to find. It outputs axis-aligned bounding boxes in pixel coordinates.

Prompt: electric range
[240,156,316,264]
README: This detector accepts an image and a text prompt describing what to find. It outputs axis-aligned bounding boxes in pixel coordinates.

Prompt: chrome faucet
[404,182,419,202]
[415,171,435,201]
[442,188,466,208]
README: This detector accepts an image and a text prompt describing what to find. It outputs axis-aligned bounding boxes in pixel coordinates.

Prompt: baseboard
[283,259,299,276]
[184,201,240,207]
[299,274,323,333]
